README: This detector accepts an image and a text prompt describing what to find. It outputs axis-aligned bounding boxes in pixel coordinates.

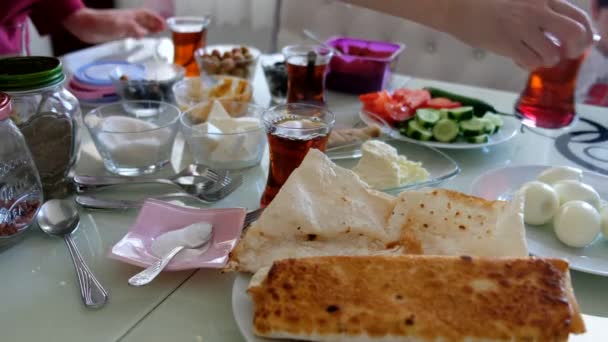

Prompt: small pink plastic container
[325,36,405,94]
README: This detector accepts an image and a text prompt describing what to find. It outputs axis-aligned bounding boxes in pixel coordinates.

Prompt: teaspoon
[37,199,108,308]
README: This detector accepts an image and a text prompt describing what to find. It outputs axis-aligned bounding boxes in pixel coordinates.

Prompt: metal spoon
[128,229,212,287]
[302,29,343,56]
[73,164,221,192]
[37,199,109,308]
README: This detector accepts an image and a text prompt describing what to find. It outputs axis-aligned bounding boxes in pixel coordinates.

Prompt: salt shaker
[0,93,43,248]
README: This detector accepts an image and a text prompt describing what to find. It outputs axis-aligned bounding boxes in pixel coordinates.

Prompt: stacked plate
[67,60,145,106]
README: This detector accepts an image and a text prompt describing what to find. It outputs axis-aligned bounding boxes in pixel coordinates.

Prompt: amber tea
[515,53,586,129]
[283,45,332,106]
[260,104,335,207]
[167,16,210,77]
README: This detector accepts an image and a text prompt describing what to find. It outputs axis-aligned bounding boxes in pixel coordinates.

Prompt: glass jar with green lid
[0,57,81,199]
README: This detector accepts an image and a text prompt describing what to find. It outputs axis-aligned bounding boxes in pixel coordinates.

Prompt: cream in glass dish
[84,100,180,176]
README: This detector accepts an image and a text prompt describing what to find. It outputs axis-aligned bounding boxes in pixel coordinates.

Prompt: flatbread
[227,149,397,273]
[248,255,585,342]
[388,188,528,256]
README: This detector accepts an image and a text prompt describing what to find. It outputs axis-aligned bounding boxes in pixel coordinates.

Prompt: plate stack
[67,61,145,106]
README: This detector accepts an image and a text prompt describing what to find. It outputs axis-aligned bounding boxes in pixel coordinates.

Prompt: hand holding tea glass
[515,34,602,130]
[260,104,335,207]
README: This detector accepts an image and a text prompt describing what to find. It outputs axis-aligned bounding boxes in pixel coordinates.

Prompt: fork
[198,174,243,202]
[75,174,243,210]
[243,207,264,228]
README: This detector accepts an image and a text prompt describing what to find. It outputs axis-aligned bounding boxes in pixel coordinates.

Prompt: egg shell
[553,200,601,248]
[553,180,601,209]
[537,166,583,185]
[521,181,560,225]
[600,206,608,240]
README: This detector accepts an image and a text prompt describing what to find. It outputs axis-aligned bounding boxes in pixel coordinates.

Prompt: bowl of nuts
[195,44,261,80]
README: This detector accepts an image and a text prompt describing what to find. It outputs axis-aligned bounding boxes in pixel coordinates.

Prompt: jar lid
[0,92,11,121]
[76,60,145,86]
[0,57,65,91]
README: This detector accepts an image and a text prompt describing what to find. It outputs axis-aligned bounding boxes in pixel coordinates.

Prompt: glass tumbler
[260,103,335,207]
[282,45,333,105]
[166,16,211,77]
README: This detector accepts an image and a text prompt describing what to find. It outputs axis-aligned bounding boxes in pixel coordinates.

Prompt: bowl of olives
[110,62,185,103]
[195,44,261,80]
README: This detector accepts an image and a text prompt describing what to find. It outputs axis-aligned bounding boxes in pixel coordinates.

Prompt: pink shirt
[0,0,84,54]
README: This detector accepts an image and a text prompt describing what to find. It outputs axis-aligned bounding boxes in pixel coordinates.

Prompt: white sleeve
[576,49,601,103]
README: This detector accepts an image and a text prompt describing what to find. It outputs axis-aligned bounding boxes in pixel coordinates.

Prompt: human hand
[444,0,594,70]
[63,8,166,44]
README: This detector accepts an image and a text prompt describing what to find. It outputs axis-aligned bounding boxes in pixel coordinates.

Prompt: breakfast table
[1,39,608,342]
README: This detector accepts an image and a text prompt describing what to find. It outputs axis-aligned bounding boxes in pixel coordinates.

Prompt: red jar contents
[0,199,41,236]
[325,37,405,94]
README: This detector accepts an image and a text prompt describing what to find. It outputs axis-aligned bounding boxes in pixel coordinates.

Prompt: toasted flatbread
[248,255,585,342]
[227,149,397,273]
[389,188,528,256]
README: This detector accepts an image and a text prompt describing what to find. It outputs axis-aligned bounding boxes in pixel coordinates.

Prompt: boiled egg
[600,206,608,240]
[553,201,601,248]
[521,181,560,225]
[553,180,601,209]
[537,166,583,185]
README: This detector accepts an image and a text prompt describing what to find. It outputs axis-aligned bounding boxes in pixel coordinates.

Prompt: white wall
[27,19,52,56]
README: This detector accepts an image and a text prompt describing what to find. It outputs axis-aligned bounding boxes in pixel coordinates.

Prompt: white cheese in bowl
[352,140,429,189]
[192,100,263,164]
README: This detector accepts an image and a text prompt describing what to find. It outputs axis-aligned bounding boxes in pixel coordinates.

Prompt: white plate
[232,272,608,341]
[359,111,521,149]
[471,165,608,276]
[232,273,269,342]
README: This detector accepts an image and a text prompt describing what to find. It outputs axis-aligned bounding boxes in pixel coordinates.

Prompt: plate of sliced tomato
[359,88,520,149]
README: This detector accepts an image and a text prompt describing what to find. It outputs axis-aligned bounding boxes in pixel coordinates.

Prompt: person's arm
[342,0,594,70]
[29,0,85,36]
[62,8,165,44]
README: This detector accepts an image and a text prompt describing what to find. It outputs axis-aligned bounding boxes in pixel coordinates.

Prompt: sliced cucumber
[480,118,496,134]
[439,109,449,120]
[466,134,489,144]
[432,119,459,142]
[483,112,504,130]
[415,109,440,128]
[447,106,474,121]
[459,117,485,137]
[407,120,433,141]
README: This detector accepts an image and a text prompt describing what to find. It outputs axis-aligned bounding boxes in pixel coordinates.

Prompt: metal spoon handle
[64,235,108,308]
[75,195,144,210]
[128,246,185,287]
[73,175,176,191]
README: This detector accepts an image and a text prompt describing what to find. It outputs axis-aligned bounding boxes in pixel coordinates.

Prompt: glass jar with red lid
[0,92,43,249]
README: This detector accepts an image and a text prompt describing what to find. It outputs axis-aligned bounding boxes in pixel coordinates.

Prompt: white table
[1,41,607,341]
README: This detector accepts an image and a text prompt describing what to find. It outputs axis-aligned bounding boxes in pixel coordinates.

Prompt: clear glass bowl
[260,53,287,105]
[84,101,180,176]
[327,111,460,195]
[195,44,261,80]
[110,63,185,103]
[180,100,266,170]
[172,76,253,112]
